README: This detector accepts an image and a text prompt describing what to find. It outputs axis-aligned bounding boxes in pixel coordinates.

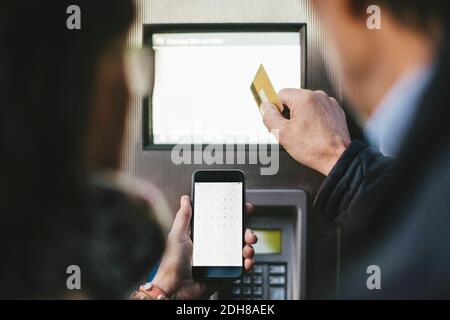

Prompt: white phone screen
[193,182,243,267]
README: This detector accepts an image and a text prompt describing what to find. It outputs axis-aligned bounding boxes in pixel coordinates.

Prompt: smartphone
[191,170,245,280]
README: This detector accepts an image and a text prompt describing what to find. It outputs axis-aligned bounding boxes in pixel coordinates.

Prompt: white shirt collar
[365,65,433,157]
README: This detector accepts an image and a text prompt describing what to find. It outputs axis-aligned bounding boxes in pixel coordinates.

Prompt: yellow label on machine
[251,64,284,114]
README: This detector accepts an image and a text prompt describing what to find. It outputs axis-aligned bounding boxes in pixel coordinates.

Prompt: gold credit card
[251,64,283,114]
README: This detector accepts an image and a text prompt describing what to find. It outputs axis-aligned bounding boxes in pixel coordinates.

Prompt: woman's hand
[152,195,257,299]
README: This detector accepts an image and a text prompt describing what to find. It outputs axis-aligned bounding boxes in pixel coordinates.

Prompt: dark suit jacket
[313,38,450,299]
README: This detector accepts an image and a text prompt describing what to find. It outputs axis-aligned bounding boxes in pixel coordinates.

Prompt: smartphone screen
[192,171,244,279]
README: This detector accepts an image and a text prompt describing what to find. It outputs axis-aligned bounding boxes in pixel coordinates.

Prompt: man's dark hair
[0,1,164,298]
[350,0,450,32]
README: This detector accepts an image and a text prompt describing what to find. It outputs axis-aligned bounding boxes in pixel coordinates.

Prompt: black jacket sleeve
[313,140,393,236]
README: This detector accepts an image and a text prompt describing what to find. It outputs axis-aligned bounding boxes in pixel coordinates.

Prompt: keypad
[229,263,287,300]
[243,286,252,295]
[269,275,286,285]
[269,265,286,274]
[242,275,252,284]
[269,287,286,300]
[252,265,264,274]
[253,275,263,284]
[253,286,263,296]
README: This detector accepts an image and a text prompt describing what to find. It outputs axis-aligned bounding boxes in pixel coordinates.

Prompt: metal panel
[123,0,340,298]
[245,189,307,300]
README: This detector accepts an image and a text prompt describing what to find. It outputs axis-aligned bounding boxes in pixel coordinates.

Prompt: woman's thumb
[170,195,192,237]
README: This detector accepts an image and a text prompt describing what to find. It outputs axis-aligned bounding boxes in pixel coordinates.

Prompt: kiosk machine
[141,25,308,299]
[220,189,307,300]
[127,0,340,300]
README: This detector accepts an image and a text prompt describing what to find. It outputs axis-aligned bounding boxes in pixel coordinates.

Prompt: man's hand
[261,89,351,176]
[152,195,257,300]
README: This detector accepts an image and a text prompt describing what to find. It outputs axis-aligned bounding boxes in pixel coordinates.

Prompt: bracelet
[131,282,169,300]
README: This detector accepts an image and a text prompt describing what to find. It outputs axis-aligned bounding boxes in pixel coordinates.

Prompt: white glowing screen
[193,182,243,267]
[151,32,301,144]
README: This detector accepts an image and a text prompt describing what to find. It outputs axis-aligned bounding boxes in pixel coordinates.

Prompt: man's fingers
[329,96,340,108]
[278,88,306,111]
[170,195,192,237]
[278,88,299,104]
[245,228,258,245]
[314,90,332,107]
[279,88,321,114]
[261,102,288,131]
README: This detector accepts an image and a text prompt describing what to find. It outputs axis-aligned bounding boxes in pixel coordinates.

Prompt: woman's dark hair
[0,1,164,298]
